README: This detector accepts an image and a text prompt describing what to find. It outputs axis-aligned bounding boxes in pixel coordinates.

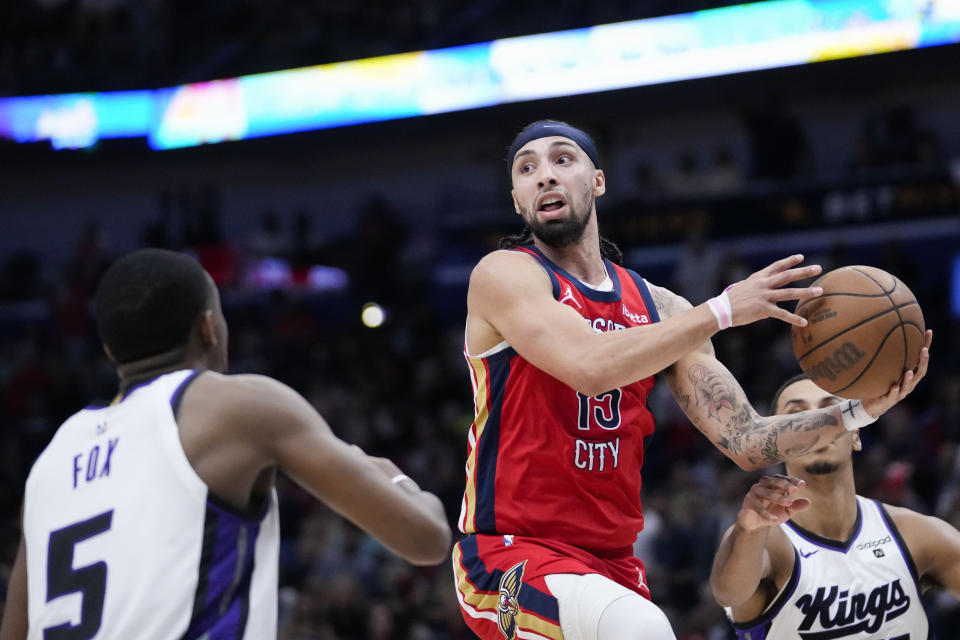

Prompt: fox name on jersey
[71,437,118,488]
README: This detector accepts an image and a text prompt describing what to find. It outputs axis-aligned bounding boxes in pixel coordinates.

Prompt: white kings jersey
[23,370,280,640]
[730,496,927,640]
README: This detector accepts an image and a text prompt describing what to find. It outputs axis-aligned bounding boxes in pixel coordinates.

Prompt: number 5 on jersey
[45,510,113,640]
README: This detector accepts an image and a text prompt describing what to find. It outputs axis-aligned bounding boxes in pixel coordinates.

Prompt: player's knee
[597,594,676,640]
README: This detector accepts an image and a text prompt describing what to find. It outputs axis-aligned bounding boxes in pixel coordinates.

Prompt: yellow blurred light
[361,302,385,328]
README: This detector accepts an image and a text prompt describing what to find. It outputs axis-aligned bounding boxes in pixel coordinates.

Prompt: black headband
[507,120,600,174]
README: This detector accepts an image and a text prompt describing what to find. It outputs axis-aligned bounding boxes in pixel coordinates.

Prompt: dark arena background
[1,1,959,638]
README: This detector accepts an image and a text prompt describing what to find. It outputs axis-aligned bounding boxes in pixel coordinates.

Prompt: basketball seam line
[830,323,910,395]
[848,267,897,294]
[794,302,918,362]
[852,267,908,376]
[796,291,897,315]
[796,266,895,315]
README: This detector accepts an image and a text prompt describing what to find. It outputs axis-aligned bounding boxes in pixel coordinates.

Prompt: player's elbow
[569,361,614,398]
[406,519,453,566]
[718,448,763,472]
[709,567,755,608]
[573,380,607,398]
[710,578,745,609]
[734,457,765,472]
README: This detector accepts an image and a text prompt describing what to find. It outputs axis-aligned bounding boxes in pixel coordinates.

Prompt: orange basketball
[792,266,925,400]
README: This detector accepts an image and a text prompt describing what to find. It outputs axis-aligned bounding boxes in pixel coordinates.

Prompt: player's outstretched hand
[736,475,809,532]
[725,255,823,328]
[862,329,933,418]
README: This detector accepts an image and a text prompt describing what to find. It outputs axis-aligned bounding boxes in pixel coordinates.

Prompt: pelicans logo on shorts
[497,561,525,639]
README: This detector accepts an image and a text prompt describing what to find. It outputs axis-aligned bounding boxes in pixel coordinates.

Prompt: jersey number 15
[577,390,623,431]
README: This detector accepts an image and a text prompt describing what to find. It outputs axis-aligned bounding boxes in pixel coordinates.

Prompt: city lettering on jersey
[795,580,910,639]
[72,438,118,489]
[574,437,620,472]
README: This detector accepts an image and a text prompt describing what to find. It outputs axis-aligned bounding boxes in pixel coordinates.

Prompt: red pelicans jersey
[460,246,661,551]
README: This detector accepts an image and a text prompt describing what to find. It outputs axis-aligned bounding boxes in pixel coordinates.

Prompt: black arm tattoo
[649,284,680,318]
[688,363,739,423]
[684,361,841,467]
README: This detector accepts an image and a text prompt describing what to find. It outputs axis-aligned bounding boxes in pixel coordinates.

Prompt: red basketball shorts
[452,533,651,640]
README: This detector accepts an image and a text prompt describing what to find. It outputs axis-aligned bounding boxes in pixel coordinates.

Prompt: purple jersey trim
[731,547,802,639]
[784,502,863,553]
[180,498,263,640]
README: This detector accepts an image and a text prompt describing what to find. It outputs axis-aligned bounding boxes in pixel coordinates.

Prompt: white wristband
[706,290,733,330]
[390,473,413,485]
[839,399,877,431]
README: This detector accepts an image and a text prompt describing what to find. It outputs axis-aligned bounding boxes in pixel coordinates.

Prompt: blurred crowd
[0,179,957,639]
[3,0,744,96]
[631,100,946,203]
[2,2,959,637]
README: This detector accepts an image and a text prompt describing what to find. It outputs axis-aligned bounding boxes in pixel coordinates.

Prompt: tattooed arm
[651,283,849,470]
[651,283,932,469]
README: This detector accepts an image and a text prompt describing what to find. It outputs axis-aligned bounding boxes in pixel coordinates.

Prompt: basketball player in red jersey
[451,120,932,640]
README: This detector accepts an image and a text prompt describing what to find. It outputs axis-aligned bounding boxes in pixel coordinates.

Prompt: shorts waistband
[473,533,633,560]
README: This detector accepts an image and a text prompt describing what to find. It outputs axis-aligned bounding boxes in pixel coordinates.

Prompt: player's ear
[593,169,605,197]
[198,309,219,348]
[852,430,862,452]
[511,189,521,215]
[102,344,116,363]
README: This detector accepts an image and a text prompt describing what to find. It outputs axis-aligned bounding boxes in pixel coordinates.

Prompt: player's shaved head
[95,248,212,363]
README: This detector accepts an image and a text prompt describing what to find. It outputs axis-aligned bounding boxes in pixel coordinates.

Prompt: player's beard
[525,197,592,248]
[803,461,840,475]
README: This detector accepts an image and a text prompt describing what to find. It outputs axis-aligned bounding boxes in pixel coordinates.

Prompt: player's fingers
[914,332,932,377]
[754,478,790,497]
[900,358,924,396]
[749,484,785,502]
[863,380,899,413]
[785,498,811,516]
[751,484,797,506]
[758,474,803,490]
[897,370,915,399]
[769,286,823,303]
[745,494,783,520]
[881,380,901,404]
[899,332,932,397]
[769,474,806,489]
[770,306,808,327]
[758,254,806,276]
[913,349,930,382]
[768,265,822,288]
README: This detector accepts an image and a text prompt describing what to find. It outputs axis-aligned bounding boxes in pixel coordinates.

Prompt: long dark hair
[498,226,624,265]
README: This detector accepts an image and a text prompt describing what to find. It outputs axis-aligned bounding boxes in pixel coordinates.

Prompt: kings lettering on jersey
[795,580,910,639]
[460,247,662,551]
[734,498,927,640]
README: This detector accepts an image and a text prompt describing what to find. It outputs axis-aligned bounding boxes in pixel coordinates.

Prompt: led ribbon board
[2,0,958,150]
